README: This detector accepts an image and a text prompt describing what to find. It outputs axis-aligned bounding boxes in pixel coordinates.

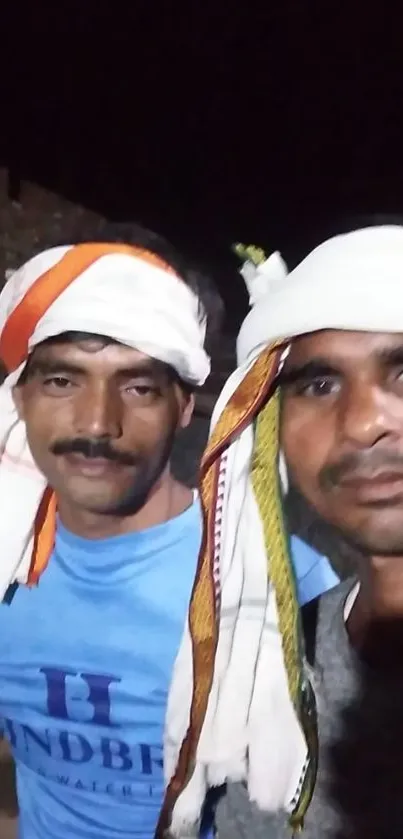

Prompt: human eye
[294,376,341,398]
[43,375,74,391]
[387,367,403,396]
[125,381,159,400]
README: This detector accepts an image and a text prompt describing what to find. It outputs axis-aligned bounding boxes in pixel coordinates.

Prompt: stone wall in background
[0,169,102,285]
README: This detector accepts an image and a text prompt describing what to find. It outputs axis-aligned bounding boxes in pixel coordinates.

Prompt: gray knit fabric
[214,577,389,839]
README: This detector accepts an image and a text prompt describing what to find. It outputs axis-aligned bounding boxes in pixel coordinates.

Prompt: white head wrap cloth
[0,243,210,599]
[238,225,403,363]
[164,226,403,837]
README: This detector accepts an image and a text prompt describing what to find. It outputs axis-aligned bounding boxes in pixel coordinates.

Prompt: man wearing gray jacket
[213,226,403,839]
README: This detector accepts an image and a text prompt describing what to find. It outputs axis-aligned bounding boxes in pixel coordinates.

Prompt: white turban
[0,243,210,599]
[237,225,403,365]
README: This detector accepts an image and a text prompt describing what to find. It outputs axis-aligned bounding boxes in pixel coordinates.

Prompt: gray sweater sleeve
[215,783,292,839]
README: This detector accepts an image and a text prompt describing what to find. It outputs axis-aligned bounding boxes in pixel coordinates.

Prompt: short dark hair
[33,220,224,351]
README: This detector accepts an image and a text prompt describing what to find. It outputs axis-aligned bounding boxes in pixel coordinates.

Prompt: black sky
[2,1,403,274]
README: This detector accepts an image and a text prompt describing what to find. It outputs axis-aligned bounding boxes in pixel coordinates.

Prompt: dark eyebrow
[116,363,172,380]
[30,359,172,381]
[378,346,403,367]
[278,359,341,386]
[29,360,87,377]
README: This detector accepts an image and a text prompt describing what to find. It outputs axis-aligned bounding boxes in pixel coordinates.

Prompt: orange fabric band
[0,243,176,372]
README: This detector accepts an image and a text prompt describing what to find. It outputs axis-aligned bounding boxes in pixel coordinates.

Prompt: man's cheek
[26,422,53,458]
[289,457,323,504]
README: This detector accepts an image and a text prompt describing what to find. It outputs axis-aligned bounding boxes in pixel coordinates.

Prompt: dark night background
[0,8,402,824]
[1,1,403,325]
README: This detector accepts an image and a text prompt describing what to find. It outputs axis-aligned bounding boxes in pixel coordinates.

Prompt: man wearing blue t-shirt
[0,229,337,839]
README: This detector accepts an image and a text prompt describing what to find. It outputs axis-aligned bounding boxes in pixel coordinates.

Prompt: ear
[179,391,195,430]
[12,384,26,421]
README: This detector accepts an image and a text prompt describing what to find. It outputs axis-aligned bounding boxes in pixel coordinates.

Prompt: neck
[355,555,403,618]
[348,555,403,667]
[56,474,193,540]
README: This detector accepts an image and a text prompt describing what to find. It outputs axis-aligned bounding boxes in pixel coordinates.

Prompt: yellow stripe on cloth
[252,378,317,830]
[251,388,301,710]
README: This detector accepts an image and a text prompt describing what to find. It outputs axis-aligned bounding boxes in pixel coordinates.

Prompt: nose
[339,383,397,449]
[74,381,123,440]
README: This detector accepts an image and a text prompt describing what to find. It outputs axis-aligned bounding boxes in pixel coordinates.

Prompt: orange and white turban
[0,243,210,600]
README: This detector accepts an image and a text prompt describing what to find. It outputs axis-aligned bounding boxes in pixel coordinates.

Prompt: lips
[61,452,124,478]
[338,471,403,503]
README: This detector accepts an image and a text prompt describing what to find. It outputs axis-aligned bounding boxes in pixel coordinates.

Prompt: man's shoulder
[318,576,356,612]
[304,576,356,623]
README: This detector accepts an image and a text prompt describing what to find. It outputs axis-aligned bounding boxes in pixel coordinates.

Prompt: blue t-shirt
[0,500,337,839]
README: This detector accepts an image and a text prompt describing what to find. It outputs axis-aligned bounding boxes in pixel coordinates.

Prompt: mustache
[50,437,138,466]
[320,450,403,489]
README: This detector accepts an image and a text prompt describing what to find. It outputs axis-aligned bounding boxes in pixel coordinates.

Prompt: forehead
[285,330,403,368]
